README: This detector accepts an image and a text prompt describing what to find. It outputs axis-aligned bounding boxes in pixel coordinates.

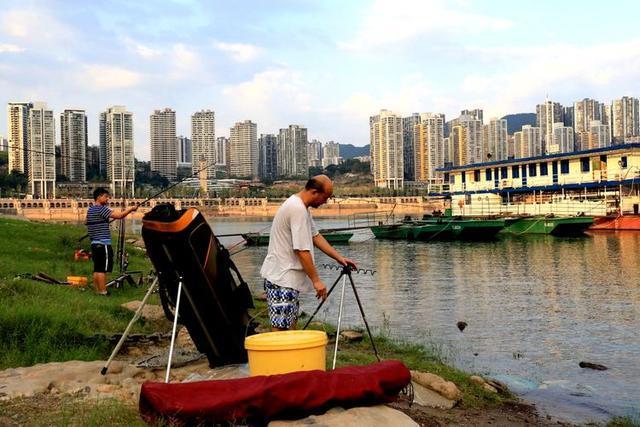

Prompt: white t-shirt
[260,194,319,292]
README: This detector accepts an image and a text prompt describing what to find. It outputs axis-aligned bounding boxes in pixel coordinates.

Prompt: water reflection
[209,218,639,422]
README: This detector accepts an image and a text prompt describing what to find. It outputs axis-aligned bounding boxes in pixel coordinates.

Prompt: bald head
[302,174,333,208]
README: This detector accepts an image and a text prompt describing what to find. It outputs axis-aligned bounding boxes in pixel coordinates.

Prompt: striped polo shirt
[86,205,113,245]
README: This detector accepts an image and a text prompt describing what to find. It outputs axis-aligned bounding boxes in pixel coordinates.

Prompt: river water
[204,216,640,424]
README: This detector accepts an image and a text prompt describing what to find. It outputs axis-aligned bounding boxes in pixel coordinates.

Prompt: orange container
[67,276,88,287]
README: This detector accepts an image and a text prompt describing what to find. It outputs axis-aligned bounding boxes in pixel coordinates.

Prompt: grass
[608,415,640,427]
[0,217,162,369]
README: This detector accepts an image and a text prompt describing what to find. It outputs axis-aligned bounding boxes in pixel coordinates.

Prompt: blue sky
[1,0,639,159]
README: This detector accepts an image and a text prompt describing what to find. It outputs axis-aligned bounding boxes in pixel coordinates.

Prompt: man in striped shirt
[86,188,138,296]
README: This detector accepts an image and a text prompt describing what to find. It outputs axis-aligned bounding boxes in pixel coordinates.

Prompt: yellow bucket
[244,330,328,376]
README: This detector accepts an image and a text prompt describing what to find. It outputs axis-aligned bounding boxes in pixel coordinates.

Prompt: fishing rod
[78,157,219,241]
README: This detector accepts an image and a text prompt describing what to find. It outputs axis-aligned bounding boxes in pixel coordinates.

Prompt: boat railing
[348,210,400,228]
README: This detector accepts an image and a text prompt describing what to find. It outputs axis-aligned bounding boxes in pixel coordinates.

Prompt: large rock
[410,370,461,402]
[411,381,457,410]
[269,405,417,426]
[120,301,166,322]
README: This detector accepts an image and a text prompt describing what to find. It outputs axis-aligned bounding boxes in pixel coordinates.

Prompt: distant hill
[501,113,537,134]
[339,144,370,159]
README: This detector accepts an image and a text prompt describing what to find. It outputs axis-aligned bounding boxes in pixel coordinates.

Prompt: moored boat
[243,231,354,246]
[372,218,505,241]
[590,214,640,231]
[503,215,594,236]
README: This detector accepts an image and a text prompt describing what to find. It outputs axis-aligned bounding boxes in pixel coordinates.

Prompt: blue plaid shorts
[264,279,300,329]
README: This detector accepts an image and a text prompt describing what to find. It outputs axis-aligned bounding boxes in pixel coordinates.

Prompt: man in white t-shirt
[260,175,356,331]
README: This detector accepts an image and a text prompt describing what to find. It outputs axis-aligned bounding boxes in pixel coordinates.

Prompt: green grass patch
[0,217,161,369]
[0,395,146,426]
[608,415,640,427]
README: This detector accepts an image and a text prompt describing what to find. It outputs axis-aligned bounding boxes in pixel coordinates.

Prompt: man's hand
[338,256,357,271]
[313,279,327,301]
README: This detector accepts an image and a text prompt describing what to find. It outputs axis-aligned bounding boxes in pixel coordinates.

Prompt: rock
[579,361,608,371]
[340,330,363,342]
[410,370,461,401]
[120,301,166,322]
[411,381,457,409]
[269,405,417,426]
[96,384,118,393]
[456,321,467,332]
[132,239,146,249]
[483,383,498,393]
[485,379,508,394]
[470,375,486,386]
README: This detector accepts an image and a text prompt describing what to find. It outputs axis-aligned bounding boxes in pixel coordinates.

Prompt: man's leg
[94,272,107,294]
[264,280,300,331]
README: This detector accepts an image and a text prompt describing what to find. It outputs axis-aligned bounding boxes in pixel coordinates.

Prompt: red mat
[140,360,410,424]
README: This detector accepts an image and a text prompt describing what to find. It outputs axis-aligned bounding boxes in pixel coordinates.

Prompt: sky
[1,0,640,160]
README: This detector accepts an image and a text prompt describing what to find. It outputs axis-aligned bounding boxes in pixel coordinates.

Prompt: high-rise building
[485,118,508,161]
[229,120,258,178]
[611,96,640,144]
[443,136,452,166]
[0,136,7,152]
[460,108,483,123]
[322,141,340,168]
[307,139,322,168]
[60,109,87,182]
[28,102,56,198]
[216,136,229,168]
[150,108,177,181]
[370,109,403,189]
[402,113,420,181]
[277,125,308,178]
[86,145,100,180]
[586,120,611,150]
[563,106,574,128]
[414,113,444,181]
[536,100,564,152]
[454,115,483,165]
[258,134,277,181]
[7,102,32,174]
[513,131,524,158]
[177,136,192,167]
[521,125,542,157]
[191,110,216,176]
[550,123,574,154]
[573,98,605,149]
[100,106,135,197]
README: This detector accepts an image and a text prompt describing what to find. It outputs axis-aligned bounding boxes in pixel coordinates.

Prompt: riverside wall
[0,196,446,222]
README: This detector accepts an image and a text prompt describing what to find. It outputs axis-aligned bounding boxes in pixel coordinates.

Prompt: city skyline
[1,1,640,160]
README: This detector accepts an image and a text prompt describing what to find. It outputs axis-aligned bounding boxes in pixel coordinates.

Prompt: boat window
[621,156,628,168]
[450,174,455,184]
[512,165,520,178]
[540,162,548,176]
[528,163,537,177]
[485,169,492,181]
[501,167,508,179]
[461,172,466,183]
[580,157,590,172]
[560,159,570,174]
[444,172,449,183]
[474,170,480,182]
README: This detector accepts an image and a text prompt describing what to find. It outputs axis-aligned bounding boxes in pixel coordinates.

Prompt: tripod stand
[303,265,380,369]
[101,275,186,384]
[106,214,142,289]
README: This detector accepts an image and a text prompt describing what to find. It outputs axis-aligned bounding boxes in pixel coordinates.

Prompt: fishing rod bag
[141,204,254,367]
[139,360,411,425]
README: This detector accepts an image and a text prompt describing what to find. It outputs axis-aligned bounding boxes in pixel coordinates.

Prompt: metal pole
[332,274,348,369]
[101,278,158,375]
[302,271,345,329]
[165,278,183,383]
[347,271,380,361]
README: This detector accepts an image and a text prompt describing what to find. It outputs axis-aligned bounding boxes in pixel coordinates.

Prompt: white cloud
[0,43,24,53]
[214,41,261,62]
[80,65,142,90]
[121,37,161,59]
[339,0,513,51]
[221,67,311,130]
[2,9,73,44]
[461,39,640,118]
[168,43,202,80]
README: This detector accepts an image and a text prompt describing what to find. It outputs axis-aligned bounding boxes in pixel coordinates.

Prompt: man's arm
[312,234,357,269]
[110,205,138,219]
[295,249,327,300]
